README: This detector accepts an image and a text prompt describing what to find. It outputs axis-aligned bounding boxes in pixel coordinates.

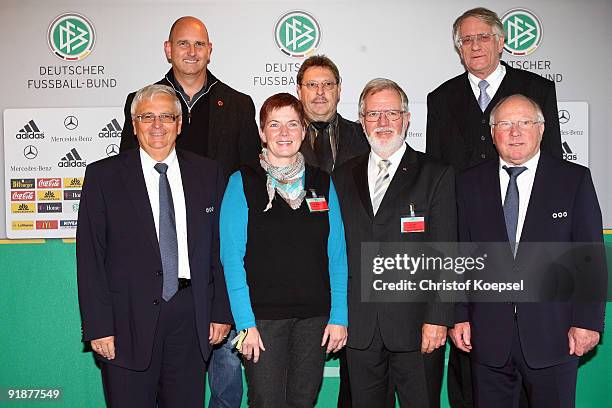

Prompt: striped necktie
[372,159,391,215]
[154,163,178,301]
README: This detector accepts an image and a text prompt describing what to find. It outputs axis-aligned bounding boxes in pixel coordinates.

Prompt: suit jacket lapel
[482,159,509,243]
[352,154,374,219]
[177,151,198,265]
[518,153,548,245]
[121,150,161,264]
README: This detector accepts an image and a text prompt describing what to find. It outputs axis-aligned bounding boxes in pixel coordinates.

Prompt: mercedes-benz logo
[558,110,570,124]
[24,145,38,159]
[106,144,119,156]
[64,115,78,130]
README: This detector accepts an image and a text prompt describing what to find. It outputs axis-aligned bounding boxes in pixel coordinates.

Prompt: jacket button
[153,299,159,305]
[156,270,163,276]
[480,153,486,159]
[481,135,486,141]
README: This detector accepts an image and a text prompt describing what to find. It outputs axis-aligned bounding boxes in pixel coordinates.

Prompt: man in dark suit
[450,94,605,408]
[334,78,456,408]
[426,9,564,406]
[296,55,369,174]
[77,84,232,407]
[119,17,256,407]
[120,16,260,177]
[426,7,562,171]
[296,54,369,407]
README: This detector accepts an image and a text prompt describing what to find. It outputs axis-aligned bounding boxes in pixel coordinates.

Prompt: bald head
[164,16,212,83]
[168,16,209,42]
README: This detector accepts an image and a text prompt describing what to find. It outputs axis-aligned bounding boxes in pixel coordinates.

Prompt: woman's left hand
[321,324,348,353]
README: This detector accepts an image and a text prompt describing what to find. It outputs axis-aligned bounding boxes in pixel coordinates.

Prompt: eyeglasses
[491,120,542,131]
[174,40,209,49]
[458,32,497,47]
[135,113,180,124]
[362,110,405,122]
[300,81,338,91]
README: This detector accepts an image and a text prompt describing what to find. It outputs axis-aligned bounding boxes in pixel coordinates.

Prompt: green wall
[0,239,609,407]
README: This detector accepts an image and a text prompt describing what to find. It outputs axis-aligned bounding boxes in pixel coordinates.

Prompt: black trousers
[100,287,206,408]
[243,316,328,408]
[471,320,578,408]
[346,324,444,408]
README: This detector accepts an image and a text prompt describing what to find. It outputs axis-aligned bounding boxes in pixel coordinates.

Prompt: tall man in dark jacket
[426,7,562,171]
[426,8,564,406]
[119,16,259,408]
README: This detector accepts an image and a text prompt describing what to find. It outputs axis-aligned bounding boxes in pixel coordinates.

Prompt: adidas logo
[562,141,577,161]
[99,118,122,138]
[16,119,44,140]
[58,148,86,168]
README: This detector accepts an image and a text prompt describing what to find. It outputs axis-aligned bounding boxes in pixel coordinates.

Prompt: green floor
[0,238,609,407]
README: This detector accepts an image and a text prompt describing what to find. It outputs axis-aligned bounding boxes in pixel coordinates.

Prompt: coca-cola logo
[11,190,35,201]
[37,178,61,188]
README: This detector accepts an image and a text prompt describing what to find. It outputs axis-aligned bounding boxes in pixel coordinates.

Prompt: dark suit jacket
[300,113,370,173]
[77,148,232,370]
[455,152,605,368]
[427,61,563,170]
[334,144,457,351]
[120,70,261,176]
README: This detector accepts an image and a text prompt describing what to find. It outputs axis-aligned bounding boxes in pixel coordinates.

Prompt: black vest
[240,163,331,320]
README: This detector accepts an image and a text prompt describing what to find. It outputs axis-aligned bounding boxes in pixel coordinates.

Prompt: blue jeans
[208,329,243,408]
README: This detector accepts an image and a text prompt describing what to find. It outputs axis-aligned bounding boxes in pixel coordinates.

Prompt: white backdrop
[1,0,610,238]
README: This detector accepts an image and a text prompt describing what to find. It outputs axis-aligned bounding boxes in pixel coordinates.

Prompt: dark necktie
[478,80,491,112]
[312,121,334,174]
[503,165,527,256]
[154,163,178,301]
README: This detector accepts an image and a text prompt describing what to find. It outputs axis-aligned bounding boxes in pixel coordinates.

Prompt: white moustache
[374,127,395,133]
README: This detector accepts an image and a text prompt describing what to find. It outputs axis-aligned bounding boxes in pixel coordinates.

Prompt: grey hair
[453,7,504,49]
[130,84,182,117]
[358,78,409,116]
[489,94,545,125]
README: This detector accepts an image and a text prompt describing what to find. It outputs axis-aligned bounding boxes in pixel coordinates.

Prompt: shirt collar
[369,141,407,167]
[165,69,219,97]
[468,61,505,90]
[139,147,178,170]
[499,150,540,173]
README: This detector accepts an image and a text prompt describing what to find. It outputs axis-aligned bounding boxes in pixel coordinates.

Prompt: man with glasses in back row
[119,16,261,408]
[426,8,563,407]
[295,55,369,407]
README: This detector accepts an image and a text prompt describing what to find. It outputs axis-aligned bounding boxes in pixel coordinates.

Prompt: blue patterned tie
[154,163,178,301]
[478,80,491,112]
[503,165,527,256]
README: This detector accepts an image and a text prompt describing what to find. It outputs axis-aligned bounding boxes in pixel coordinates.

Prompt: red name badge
[306,197,329,212]
[401,216,425,233]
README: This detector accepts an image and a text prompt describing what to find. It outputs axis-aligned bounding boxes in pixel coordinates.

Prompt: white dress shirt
[468,62,506,103]
[368,142,407,205]
[498,151,540,245]
[140,148,191,279]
